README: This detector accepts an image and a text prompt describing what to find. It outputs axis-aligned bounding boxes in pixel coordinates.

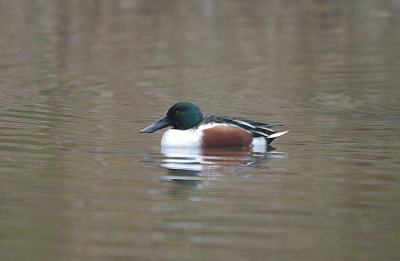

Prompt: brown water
[1,1,400,260]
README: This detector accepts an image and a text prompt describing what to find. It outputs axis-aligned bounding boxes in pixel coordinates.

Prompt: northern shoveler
[140,102,288,149]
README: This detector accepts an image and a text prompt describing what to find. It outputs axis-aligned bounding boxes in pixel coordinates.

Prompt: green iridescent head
[140,102,203,133]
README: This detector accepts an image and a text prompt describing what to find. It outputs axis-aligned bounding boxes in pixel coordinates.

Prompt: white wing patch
[231,119,255,129]
[252,131,270,137]
[255,126,274,132]
[268,130,289,139]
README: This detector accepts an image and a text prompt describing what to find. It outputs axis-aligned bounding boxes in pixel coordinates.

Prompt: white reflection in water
[141,146,287,186]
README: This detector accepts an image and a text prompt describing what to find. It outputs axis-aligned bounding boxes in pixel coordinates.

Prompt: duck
[140,102,288,149]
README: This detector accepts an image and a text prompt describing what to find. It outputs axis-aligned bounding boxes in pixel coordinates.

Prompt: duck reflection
[142,146,287,187]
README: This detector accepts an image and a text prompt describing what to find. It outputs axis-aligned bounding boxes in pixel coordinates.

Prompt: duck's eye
[175,110,180,115]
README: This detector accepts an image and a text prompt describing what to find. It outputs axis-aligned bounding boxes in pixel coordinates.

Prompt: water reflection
[141,146,287,187]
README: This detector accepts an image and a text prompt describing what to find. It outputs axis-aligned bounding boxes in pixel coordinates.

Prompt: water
[1,0,400,260]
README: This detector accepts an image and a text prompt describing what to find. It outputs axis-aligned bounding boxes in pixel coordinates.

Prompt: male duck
[140,102,288,149]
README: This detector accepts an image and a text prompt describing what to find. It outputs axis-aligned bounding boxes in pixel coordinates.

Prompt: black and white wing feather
[201,115,288,144]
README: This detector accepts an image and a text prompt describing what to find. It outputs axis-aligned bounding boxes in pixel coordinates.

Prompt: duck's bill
[140,115,170,133]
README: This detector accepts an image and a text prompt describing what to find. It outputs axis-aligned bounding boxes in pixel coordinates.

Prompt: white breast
[161,129,203,148]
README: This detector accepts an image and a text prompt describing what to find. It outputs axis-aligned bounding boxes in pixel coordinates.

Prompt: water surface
[1,1,399,260]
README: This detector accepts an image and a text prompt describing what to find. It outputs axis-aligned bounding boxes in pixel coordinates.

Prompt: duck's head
[140,102,203,133]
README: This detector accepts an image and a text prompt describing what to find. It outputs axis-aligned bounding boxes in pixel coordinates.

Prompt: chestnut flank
[201,126,252,148]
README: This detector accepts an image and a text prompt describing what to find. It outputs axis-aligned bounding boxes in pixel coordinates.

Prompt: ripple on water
[0,104,81,173]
